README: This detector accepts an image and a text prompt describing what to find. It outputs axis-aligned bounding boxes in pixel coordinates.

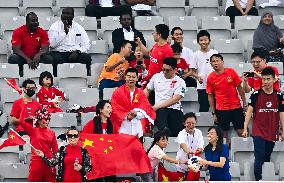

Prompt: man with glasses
[10,79,41,136]
[144,57,186,136]
[242,52,280,93]
[207,54,247,143]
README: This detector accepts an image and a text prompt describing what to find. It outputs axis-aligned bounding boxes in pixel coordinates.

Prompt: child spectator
[37,71,65,113]
[171,43,192,87]
[176,112,204,181]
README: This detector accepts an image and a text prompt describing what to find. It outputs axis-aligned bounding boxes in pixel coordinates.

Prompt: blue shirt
[205,144,231,181]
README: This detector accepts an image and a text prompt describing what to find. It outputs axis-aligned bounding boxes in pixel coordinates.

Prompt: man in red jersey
[136,24,173,88]
[8,12,52,76]
[206,54,247,142]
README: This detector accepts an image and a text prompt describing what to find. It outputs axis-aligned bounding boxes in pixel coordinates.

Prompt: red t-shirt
[177,58,189,71]
[129,58,150,73]
[63,145,82,182]
[249,89,284,141]
[10,98,41,132]
[148,43,173,77]
[11,25,49,59]
[247,66,280,92]
[37,86,66,109]
[206,68,242,110]
[82,119,109,134]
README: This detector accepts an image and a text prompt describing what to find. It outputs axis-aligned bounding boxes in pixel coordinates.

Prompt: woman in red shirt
[35,127,92,182]
[18,106,58,182]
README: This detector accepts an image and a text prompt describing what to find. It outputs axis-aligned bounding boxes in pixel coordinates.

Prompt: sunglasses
[67,134,79,138]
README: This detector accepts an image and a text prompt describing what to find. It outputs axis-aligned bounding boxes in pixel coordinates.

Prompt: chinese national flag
[0,129,26,150]
[79,133,152,180]
[158,164,185,182]
[4,78,22,95]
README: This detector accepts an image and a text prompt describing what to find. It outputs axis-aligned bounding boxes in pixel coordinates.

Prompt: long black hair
[204,126,224,152]
[147,128,169,154]
[93,100,113,134]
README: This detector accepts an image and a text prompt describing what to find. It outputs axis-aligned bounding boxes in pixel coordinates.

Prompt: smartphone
[244,72,255,77]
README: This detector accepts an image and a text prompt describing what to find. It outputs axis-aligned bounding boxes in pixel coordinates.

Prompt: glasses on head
[162,68,173,73]
[67,134,79,139]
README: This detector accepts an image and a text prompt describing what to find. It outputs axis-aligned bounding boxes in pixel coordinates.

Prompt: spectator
[120,0,156,16]
[206,54,247,143]
[147,129,182,181]
[136,24,173,88]
[35,126,92,182]
[176,112,204,181]
[97,40,132,99]
[190,30,218,112]
[198,126,231,181]
[243,67,284,181]
[8,12,52,76]
[144,57,186,137]
[110,68,155,140]
[171,27,196,87]
[242,52,280,93]
[37,71,66,113]
[17,108,58,181]
[48,7,92,76]
[171,43,192,87]
[85,0,132,18]
[112,12,146,56]
[253,11,284,62]
[82,100,115,182]
[10,79,41,136]
[225,0,258,23]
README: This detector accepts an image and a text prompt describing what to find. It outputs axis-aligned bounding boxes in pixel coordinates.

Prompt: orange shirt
[97,53,129,83]
[206,68,242,110]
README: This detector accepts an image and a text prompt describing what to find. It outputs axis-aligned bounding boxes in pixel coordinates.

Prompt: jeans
[98,79,124,99]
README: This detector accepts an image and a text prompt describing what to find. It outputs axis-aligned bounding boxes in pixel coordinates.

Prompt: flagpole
[9,128,37,151]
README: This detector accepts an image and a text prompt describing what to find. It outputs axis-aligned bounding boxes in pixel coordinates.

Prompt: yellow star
[10,135,15,139]
[162,174,169,182]
[82,139,94,148]
[109,146,113,151]
[108,140,112,143]
[178,176,184,182]
[104,149,108,154]
[99,137,104,141]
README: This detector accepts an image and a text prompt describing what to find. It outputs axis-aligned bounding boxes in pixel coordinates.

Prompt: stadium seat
[224,62,254,76]
[235,16,261,49]
[23,0,54,17]
[243,162,278,181]
[38,16,59,30]
[195,112,213,136]
[146,38,156,49]
[190,0,219,26]
[73,16,98,41]
[270,141,284,174]
[280,162,284,181]
[256,0,284,16]
[90,63,104,88]
[57,63,88,88]
[168,16,198,41]
[156,0,186,22]
[274,15,284,34]
[103,88,116,100]
[0,40,8,63]
[214,39,244,64]
[231,137,254,175]
[164,137,178,171]
[23,63,53,84]
[183,39,200,52]
[100,16,121,43]
[0,144,21,164]
[267,62,283,75]
[201,16,231,40]
[0,64,20,91]
[49,112,77,136]
[134,16,164,41]
[0,114,8,138]
[143,137,153,151]
[80,112,96,129]
[0,0,21,18]
[230,162,241,181]
[0,163,29,181]
[67,87,99,108]
[181,87,199,113]
[55,0,86,16]
[0,88,21,115]
[88,40,109,64]
[246,39,254,62]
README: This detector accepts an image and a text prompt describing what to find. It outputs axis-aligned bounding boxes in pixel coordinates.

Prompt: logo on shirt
[259,101,277,112]
[266,102,272,108]
[227,76,232,83]
[133,94,139,103]
[170,80,177,88]
[36,37,41,42]
[150,56,158,64]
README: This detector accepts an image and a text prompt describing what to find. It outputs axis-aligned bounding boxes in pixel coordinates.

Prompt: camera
[244,72,255,77]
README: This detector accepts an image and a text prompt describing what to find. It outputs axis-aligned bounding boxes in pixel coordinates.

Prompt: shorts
[215,107,244,131]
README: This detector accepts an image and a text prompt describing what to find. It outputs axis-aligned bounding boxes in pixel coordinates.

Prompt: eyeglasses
[251,60,263,64]
[67,134,79,139]
[25,87,37,90]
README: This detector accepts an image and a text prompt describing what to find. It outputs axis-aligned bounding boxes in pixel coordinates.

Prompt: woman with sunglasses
[35,126,92,182]
[18,106,58,182]
[82,100,115,182]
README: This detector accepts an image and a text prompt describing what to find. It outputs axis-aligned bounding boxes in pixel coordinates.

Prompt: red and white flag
[4,78,22,95]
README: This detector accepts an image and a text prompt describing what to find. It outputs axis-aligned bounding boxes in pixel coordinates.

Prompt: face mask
[25,89,36,97]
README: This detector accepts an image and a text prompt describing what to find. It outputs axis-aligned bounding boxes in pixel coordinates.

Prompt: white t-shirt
[147,72,186,111]
[100,0,114,7]
[123,27,135,41]
[190,49,218,90]
[225,0,248,10]
[176,128,204,173]
[132,4,151,10]
[182,47,194,66]
[148,144,166,171]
